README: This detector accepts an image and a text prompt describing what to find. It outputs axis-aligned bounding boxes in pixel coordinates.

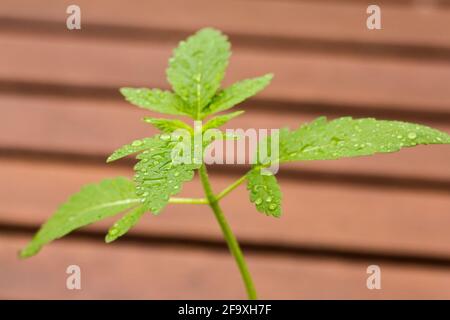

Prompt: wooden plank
[1,0,449,50]
[3,93,450,182]
[2,234,450,299]
[1,32,450,114]
[1,159,450,257]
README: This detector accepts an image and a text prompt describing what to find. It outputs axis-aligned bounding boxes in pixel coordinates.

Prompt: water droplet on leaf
[160,134,171,141]
[131,140,143,147]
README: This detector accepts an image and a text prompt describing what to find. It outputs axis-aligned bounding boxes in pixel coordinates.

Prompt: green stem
[169,197,208,204]
[216,174,247,201]
[198,164,257,300]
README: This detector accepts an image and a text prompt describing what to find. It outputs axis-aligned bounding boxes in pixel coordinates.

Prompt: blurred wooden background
[1,0,450,299]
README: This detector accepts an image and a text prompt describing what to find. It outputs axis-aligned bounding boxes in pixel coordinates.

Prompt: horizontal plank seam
[250,0,450,7]
[2,80,450,124]
[3,221,450,270]
[1,148,449,193]
[1,17,450,63]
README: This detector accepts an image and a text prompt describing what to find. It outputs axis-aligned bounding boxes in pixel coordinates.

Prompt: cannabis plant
[20,28,450,299]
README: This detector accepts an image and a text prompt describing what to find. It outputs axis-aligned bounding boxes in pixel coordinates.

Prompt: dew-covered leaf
[166,28,230,119]
[107,137,162,163]
[203,111,244,131]
[134,136,200,214]
[272,117,450,163]
[120,88,188,116]
[202,74,273,116]
[20,177,139,258]
[105,206,147,243]
[246,168,282,217]
[202,130,241,149]
[143,117,193,134]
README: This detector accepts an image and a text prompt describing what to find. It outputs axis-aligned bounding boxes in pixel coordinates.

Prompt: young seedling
[20,28,450,300]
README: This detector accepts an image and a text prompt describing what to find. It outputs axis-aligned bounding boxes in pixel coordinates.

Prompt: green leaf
[166,28,231,119]
[20,177,139,258]
[120,88,188,116]
[105,206,147,243]
[134,136,200,214]
[202,74,273,116]
[107,137,162,163]
[203,130,241,148]
[246,168,282,217]
[143,117,193,134]
[203,111,244,131]
[278,117,450,162]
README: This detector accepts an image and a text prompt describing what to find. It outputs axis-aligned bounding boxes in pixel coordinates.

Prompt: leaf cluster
[20,28,450,258]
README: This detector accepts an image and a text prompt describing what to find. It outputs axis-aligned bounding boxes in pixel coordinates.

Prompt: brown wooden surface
[5,234,450,299]
[2,0,450,50]
[2,31,450,113]
[3,234,450,299]
[0,0,449,299]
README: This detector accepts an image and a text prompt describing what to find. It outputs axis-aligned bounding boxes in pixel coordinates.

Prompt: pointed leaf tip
[20,177,138,258]
[105,206,147,243]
